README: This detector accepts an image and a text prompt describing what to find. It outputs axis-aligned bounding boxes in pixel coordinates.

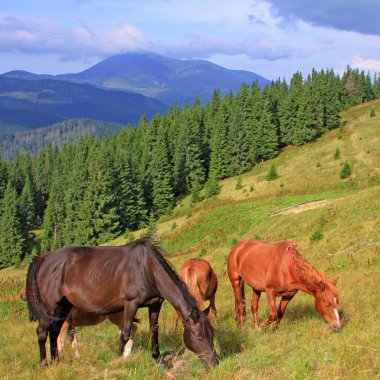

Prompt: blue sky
[1,0,380,81]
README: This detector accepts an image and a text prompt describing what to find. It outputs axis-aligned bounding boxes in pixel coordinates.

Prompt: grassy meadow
[1,100,379,379]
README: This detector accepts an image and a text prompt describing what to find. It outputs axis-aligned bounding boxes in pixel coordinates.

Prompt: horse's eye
[324,303,330,308]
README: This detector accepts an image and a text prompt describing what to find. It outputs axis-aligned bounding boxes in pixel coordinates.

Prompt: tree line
[0,66,379,268]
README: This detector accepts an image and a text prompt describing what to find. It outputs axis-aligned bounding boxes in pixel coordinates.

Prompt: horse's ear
[332,277,339,286]
[202,305,211,316]
[191,307,200,322]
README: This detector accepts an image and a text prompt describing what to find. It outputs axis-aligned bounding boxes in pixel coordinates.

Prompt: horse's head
[314,277,341,331]
[183,306,218,369]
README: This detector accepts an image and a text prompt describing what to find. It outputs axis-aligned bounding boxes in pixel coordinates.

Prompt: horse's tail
[26,254,51,323]
[227,243,246,325]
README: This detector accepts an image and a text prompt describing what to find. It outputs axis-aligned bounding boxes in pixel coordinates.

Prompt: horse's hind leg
[231,276,245,325]
[251,289,261,329]
[68,326,80,358]
[50,298,73,361]
[49,320,66,361]
[37,319,50,367]
[57,320,69,357]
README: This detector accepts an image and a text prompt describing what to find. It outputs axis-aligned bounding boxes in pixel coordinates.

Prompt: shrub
[204,178,221,198]
[310,228,323,242]
[370,106,376,118]
[198,248,207,258]
[266,164,279,181]
[235,176,243,190]
[334,148,341,160]
[340,161,352,179]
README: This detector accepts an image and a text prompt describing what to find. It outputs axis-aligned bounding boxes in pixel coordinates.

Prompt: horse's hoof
[157,356,172,370]
[39,359,49,369]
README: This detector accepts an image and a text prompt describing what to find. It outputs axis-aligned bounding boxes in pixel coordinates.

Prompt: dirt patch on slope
[270,199,330,216]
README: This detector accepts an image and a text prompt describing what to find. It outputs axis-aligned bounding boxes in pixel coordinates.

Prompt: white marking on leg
[122,339,134,358]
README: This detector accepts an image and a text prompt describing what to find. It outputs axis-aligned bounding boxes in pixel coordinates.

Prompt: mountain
[0,76,168,133]
[60,52,271,106]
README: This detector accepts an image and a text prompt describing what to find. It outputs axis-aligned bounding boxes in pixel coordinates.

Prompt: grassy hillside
[1,101,379,379]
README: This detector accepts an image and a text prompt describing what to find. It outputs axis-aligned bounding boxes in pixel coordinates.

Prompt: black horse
[26,239,218,368]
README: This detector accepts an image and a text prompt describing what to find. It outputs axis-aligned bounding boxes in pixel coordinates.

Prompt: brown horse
[26,239,218,368]
[174,258,218,330]
[57,310,138,358]
[227,240,341,331]
[20,287,137,358]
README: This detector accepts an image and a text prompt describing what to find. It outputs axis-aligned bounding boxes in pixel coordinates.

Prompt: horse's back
[37,244,147,314]
[181,258,218,300]
[229,240,293,291]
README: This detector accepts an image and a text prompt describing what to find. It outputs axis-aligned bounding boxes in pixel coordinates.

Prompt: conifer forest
[0,66,379,268]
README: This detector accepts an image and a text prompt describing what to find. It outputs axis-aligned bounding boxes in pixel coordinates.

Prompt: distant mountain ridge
[0,52,270,137]
[60,52,270,106]
[0,76,167,134]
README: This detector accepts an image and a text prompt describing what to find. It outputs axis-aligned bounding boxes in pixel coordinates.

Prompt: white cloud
[0,13,148,58]
[352,55,380,72]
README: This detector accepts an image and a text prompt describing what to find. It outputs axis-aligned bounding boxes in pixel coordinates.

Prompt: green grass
[1,100,380,379]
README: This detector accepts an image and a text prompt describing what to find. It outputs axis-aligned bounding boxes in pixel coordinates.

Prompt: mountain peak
[61,52,270,106]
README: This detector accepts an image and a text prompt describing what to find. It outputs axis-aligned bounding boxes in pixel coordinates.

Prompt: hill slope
[61,52,271,106]
[0,76,168,133]
[0,101,379,378]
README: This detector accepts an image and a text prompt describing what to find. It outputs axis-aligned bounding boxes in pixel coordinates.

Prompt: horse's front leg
[277,293,296,323]
[149,301,164,363]
[120,301,139,357]
[261,289,278,328]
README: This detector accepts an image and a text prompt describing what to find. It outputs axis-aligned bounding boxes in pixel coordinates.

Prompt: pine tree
[208,101,231,180]
[340,161,352,179]
[184,100,206,196]
[255,97,279,161]
[266,164,279,181]
[279,72,302,145]
[0,182,25,268]
[150,120,174,215]
[0,159,8,200]
[228,84,253,176]
[116,155,147,231]
[324,69,342,130]
[41,173,65,251]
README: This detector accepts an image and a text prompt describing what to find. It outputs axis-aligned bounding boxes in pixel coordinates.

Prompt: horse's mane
[133,238,199,310]
[290,246,330,292]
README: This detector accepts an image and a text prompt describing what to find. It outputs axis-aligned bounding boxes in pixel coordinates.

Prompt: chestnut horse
[57,310,138,358]
[227,240,341,331]
[26,239,218,368]
[20,287,137,358]
[174,258,218,330]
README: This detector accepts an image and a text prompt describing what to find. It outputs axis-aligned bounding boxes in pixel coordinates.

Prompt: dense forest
[0,118,126,160]
[0,66,379,268]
